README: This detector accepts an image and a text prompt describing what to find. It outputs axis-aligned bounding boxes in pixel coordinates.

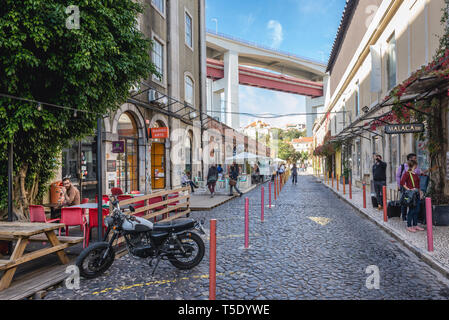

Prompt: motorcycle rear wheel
[168,232,205,270]
[76,242,115,279]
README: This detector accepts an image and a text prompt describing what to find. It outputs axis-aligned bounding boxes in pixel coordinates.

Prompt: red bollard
[261,186,265,222]
[245,197,249,249]
[269,182,272,208]
[336,175,339,191]
[349,178,352,199]
[332,172,334,188]
[363,183,366,208]
[383,186,388,222]
[343,176,346,195]
[209,219,216,300]
[426,198,434,252]
[274,178,277,201]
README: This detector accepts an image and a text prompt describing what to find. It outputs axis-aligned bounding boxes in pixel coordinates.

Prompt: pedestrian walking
[372,154,387,210]
[217,164,224,180]
[291,163,298,185]
[400,160,425,233]
[396,153,426,221]
[207,165,218,198]
[228,162,243,197]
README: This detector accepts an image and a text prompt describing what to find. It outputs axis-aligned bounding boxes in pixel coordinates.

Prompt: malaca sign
[384,123,424,134]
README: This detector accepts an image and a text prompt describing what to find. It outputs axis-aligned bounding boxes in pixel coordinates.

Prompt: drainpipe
[167,0,173,189]
[199,0,206,180]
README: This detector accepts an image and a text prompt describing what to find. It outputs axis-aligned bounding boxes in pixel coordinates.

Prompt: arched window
[185,75,194,105]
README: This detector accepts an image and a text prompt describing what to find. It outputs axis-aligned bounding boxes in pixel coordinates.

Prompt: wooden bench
[0,222,83,290]
[0,234,83,245]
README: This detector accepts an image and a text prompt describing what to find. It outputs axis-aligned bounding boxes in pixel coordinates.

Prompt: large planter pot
[432,205,449,226]
[419,204,449,226]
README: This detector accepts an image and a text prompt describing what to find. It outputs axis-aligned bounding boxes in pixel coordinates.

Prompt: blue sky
[205,0,346,129]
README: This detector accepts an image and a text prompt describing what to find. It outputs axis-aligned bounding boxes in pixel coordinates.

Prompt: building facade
[60,0,206,198]
[313,0,447,196]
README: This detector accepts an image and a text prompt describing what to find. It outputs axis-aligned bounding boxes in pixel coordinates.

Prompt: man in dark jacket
[372,154,387,210]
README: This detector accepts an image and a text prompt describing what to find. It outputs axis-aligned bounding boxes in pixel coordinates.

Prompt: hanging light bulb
[37,103,42,111]
[74,109,77,117]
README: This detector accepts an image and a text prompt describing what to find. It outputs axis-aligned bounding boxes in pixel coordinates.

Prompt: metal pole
[245,197,249,249]
[363,183,366,208]
[209,219,217,300]
[8,142,13,222]
[7,142,13,254]
[383,186,388,222]
[261,186,264,222]
[97,118,103,242]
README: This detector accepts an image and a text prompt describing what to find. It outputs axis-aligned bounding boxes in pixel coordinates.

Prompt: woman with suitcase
[400,160,424,233]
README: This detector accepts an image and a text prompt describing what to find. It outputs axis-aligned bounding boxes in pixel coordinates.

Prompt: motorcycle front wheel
[168,232,205,270]
[75,242,116,279]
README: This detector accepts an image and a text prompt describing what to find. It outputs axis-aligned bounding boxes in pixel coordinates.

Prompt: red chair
[111,188,124,196]
[29,205,60,223]
[148,196,165,222]
[82,198,89,204]
[60,207,87,248]
[95,195,110,203]
[86,208,109,247]
[117,195,133,202]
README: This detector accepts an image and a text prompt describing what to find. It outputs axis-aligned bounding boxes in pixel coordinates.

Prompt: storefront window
[390,135,398,183]
[416,139,429,171]
[61,137,97,199]
[117,112,139,193]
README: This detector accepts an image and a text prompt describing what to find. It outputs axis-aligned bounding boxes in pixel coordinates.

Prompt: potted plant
[341,161,351,184]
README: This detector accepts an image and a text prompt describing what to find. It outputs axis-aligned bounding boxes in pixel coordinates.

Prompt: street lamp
[211,18,218,34]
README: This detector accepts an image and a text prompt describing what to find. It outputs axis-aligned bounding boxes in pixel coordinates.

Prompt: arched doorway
[151,120,166,189]
[117,112,139,193]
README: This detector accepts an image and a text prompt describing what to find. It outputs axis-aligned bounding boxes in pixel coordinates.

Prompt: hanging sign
[111,141,124,153]
[385,123,424,134]
[149,127,169,139]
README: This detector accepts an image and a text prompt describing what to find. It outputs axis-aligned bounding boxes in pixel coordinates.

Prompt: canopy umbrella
[225,152,268,163]
[272,157,286,163]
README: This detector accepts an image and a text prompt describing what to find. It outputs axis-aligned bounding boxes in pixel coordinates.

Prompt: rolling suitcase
[371,193,378,208]
[387,200,402,218]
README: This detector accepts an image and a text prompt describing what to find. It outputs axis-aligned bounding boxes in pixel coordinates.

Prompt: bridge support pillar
[224,50,240,129]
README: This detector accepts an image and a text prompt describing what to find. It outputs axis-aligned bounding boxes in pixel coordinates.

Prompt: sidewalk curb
[313,175,449,280]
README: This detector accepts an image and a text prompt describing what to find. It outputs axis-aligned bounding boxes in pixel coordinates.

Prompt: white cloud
[266,20,283,49]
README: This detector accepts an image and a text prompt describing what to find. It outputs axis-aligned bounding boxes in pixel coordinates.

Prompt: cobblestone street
[45,175,449,300]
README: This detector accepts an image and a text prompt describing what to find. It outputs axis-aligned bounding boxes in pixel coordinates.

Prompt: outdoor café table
[0,221,70,291]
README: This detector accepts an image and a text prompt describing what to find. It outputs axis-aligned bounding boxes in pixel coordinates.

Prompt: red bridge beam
[207,58,323,98]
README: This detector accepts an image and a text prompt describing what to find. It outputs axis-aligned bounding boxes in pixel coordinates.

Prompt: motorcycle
[75,197,206,279]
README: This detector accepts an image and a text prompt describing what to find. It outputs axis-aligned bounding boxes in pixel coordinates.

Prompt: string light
[37,103,42,111]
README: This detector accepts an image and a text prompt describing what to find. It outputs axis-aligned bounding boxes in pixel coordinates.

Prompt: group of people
[182,163,243,198]
[372,152,428,233]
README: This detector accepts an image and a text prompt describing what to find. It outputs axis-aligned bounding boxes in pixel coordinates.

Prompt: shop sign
[111,141,124,153]
[107,160,116,172]
[385,123,424,134]
[149,127,169,139]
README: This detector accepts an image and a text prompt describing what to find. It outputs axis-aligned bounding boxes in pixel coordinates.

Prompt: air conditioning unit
[148,89,168,106]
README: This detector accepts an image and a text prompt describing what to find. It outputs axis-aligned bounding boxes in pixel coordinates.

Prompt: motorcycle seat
[152,218,195,233]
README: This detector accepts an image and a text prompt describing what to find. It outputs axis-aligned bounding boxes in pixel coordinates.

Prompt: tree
[0,0,158,219]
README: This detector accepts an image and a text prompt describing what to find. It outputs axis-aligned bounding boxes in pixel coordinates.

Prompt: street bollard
[269,182,272,208]
[343,176,346,195]
[209,219,216,300]
[332,172,334,188]
[363,183,366,208]
[261,186,264,222]
[337,175,339,191]
[383,186,387,222]
[426,198,434,252]
[349,178,352,199]
[274,178,277,201]
[245,197,249,249]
